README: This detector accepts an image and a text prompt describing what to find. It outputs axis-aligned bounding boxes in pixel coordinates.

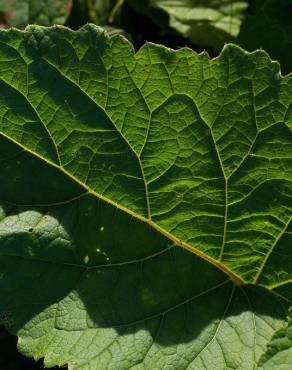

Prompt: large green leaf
[127,0,249,49]
[0,0,72,28]
[0,25,291,369]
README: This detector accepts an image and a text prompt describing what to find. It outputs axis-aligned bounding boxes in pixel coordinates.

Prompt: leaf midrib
[3,44,285,287]
[1,50,289,287]
[0,128,245,284]
[0,47,245,284]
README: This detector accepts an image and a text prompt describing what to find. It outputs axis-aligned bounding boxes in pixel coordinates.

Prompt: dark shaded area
[0,326,62,370]
[111,3,201,53]
[65,0,91,29]
[238,0,292,74]
[65,0,214,56]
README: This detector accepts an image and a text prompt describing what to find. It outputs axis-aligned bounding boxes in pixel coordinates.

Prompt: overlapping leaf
[259,308,292,369]
[0,25,291,369]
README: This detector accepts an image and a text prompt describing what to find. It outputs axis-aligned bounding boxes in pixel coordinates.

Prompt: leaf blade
[0,24,291,369]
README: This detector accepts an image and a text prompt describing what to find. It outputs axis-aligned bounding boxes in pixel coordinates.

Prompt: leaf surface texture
[0,25,291,369]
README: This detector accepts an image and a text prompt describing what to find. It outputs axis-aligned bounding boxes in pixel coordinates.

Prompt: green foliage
[0,24,291,369]
[0,0,72,28]
[0,326,56,370]
[89,0,116,24]
[259,308,292,369]
[128,0,249,48]
[1,1,291,73]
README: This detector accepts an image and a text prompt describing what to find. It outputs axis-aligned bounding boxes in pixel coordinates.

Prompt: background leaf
[127,0,249,48]
[0,0,73,28]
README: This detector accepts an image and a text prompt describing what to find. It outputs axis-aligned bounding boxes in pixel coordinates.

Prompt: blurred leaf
[127,0,249,49]
[0,0,73,28]
[88,0,117,24]
[66,0,128,35]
